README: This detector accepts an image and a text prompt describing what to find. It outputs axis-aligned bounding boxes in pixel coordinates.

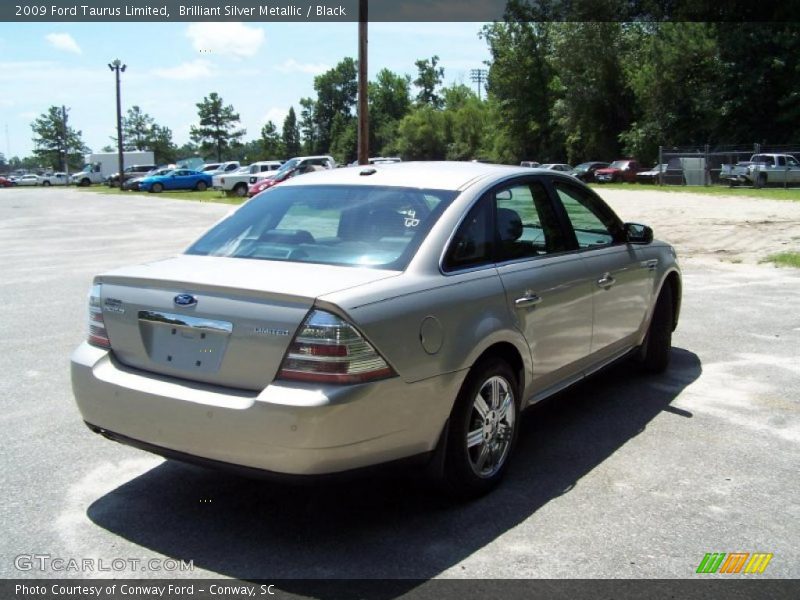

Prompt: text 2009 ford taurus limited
[71,162,681,497]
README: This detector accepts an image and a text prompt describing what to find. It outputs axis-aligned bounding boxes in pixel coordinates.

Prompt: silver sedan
[71,161,681,497]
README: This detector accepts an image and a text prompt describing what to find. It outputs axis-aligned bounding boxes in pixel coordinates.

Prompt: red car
[594,159,643,183]
[0,176,15,187]
[247,173,281,197]
[247,163,325,197]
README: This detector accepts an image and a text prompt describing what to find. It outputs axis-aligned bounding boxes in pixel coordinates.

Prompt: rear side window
[443,197,493,270]
[495,181,569,260]
[444,180,569,271]
[187,185,457,270]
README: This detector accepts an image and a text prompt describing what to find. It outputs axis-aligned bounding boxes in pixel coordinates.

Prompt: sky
[0,21,492,160]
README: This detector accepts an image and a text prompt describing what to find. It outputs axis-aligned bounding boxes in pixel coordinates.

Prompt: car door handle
[515,293,542,308]
[597,273,616,288]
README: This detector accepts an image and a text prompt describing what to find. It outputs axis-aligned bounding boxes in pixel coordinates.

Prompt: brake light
[87,284,111,349]
[277,310,394,384]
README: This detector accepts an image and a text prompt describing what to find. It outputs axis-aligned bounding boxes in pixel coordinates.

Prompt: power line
[470,68,488,100]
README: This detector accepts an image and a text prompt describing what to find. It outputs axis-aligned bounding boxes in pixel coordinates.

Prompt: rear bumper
[71,343,464,476]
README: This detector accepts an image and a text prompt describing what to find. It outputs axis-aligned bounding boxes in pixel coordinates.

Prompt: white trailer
[70,151,155,186]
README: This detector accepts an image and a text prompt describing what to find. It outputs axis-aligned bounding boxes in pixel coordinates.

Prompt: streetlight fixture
[108,59,126,188]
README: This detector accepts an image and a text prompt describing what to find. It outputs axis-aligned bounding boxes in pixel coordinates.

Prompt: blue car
[139,169,212,193]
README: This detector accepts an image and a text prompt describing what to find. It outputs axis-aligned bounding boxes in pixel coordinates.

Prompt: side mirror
[624,222,653,244]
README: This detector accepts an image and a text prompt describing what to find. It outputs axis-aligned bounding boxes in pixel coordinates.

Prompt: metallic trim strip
[138,310,233,334]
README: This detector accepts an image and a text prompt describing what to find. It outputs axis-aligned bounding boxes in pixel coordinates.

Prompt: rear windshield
[186,184,458,270]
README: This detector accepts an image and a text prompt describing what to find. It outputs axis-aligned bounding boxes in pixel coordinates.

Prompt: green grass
[590,182,800,201]
[762,252,800,268]
[588,183,800,202]
[74,185,245,205]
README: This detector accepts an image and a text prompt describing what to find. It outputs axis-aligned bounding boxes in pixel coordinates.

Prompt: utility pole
[470,68,488,100]
[357,0,369,165]
[61,105,70,179]
[108,59,126,187]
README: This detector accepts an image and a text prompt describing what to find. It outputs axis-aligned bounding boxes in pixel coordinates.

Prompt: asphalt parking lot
[1,187,798,582]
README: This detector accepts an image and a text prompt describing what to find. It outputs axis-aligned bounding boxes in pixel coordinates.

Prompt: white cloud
[45,33,82,55]
[260,107,288,127]
[152,59,214,80]
[275,58,330,75]
[186,23,264,58]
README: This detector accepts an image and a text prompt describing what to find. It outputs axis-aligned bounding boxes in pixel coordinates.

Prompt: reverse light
[87,284,111,349]
[278,310,395,384]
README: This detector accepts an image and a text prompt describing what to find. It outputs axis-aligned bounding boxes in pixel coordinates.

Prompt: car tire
[233,183,247,197]
[195,181,208,192]
[438,357,520,499]
[80,178,90,187]
[639,284,673,374]
[755,173,767,189]
[42,181,50,186]
[151,183,163,193]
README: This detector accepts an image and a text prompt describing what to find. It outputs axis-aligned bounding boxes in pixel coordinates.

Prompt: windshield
[186,184,458,270]
[610,161,627,169]
[274,158,301,177]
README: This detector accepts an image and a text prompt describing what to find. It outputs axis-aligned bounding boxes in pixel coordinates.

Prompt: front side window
[553,182,620,249]
[187,185,456,270]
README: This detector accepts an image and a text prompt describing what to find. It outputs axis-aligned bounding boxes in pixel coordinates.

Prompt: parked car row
[247,155,336,197]
[521,158,687,184]
[0,172,70,186]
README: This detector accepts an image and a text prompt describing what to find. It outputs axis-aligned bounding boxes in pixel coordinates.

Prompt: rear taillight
[278,310,394,384]
[87,284,111,349]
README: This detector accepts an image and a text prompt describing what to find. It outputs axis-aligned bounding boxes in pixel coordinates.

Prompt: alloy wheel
[465,375,515,478]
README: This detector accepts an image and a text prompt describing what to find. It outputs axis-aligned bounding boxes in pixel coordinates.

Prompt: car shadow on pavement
[87,347,701,591]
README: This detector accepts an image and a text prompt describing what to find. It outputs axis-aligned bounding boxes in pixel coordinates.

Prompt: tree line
[17,7,800,172]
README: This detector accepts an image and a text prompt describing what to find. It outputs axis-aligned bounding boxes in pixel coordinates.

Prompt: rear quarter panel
[319,269,532,391]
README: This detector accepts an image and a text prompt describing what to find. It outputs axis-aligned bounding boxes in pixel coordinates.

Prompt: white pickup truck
[39,172,69,186]
[720,153,800,187]
[212,161,282,196]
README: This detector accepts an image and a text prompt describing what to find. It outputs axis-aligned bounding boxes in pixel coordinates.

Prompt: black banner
[2,579,800,600]
[2,0,797,22]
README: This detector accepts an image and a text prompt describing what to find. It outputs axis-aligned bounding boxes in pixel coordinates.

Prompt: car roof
[278,160,563,192]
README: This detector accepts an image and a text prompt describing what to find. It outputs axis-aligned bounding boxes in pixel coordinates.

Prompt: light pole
[61,105,69,179]
[357,0,368,165]
[108,59,126,187]
[470,68,487,101]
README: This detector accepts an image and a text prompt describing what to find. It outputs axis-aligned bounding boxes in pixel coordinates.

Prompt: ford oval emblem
[174,294,197,307]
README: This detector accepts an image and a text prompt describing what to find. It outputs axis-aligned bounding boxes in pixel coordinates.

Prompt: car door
[787,155,800,184]
[169,170,189,190]
[549,180,654,363]
[490,179,594,395]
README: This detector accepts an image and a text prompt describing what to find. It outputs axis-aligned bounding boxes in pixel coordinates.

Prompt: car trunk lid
[96,255,399,390]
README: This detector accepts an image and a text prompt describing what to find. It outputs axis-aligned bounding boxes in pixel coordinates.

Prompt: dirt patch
[596,188,800,265]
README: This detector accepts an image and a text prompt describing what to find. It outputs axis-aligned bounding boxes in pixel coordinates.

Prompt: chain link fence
[658,144,800,188]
